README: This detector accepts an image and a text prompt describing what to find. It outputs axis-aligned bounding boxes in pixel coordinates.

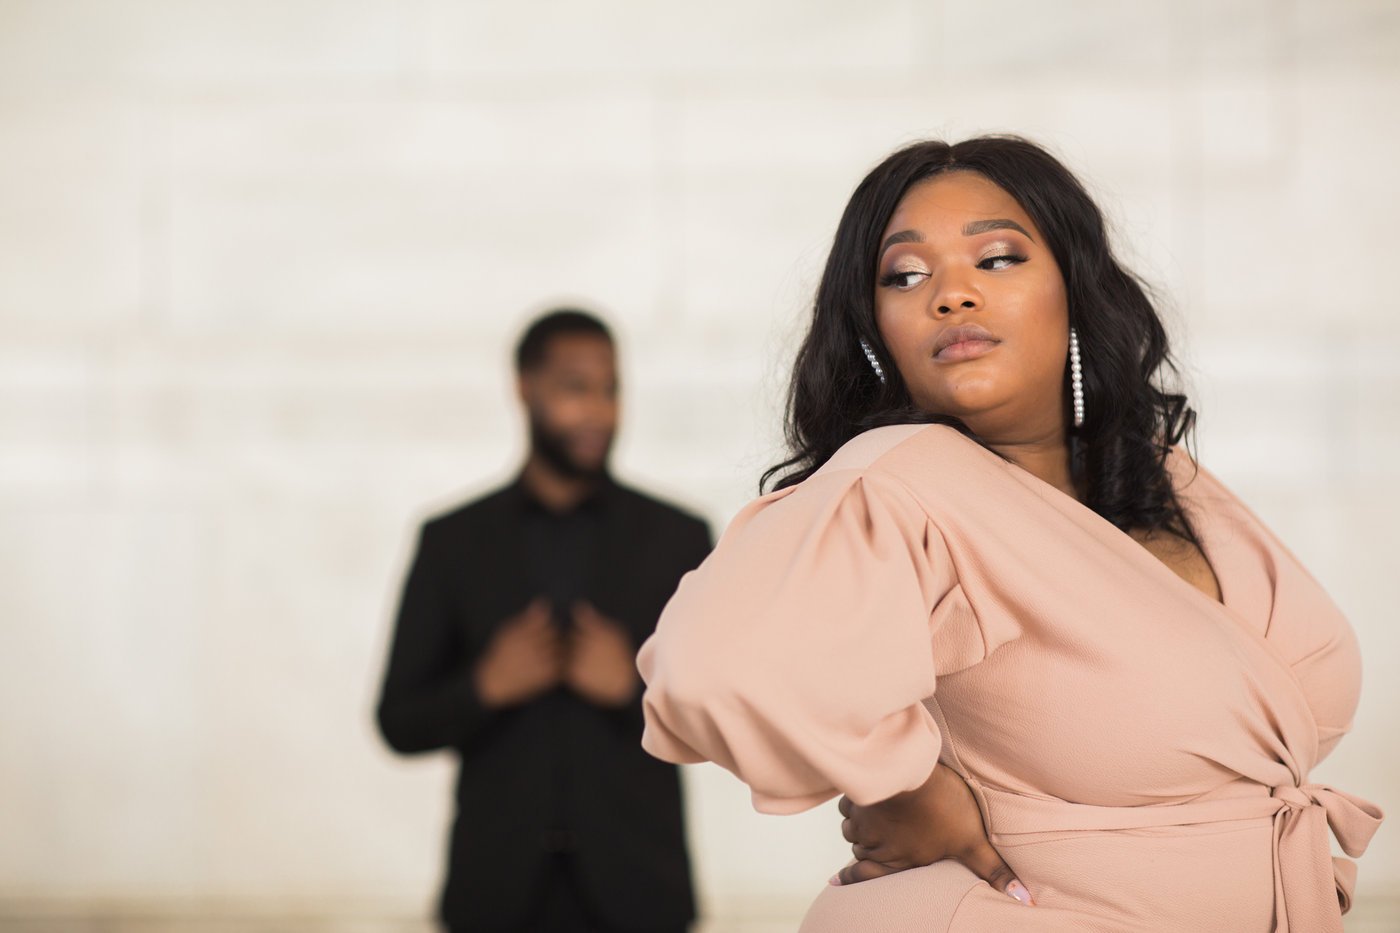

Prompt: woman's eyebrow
[878,229,923,259]
[963,218,1034,240]
[879,219,1034,261]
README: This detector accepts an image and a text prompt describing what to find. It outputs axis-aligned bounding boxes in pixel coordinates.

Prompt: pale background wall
[1,0,1396,930]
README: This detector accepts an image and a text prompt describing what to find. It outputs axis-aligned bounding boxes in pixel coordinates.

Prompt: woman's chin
[923,392,1005,423]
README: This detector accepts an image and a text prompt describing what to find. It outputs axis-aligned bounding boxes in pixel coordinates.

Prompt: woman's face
[874,171,1071,442]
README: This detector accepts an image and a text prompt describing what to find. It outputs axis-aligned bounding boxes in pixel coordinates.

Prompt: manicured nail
[1004,879,1034,906]
[828,874,843,886]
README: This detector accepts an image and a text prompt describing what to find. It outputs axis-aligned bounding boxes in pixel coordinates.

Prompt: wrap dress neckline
[947,428,1383,932]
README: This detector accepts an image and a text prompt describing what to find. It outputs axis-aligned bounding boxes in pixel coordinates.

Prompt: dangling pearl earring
[859,338,887,385]
[1069,327,1085,428]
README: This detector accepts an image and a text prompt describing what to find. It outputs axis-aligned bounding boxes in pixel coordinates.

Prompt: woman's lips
[934,338,1000,362]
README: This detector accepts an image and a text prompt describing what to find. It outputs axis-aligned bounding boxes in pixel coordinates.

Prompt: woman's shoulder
[815,421,979,482]
[734,424,971,538]
[749,422,1007,532]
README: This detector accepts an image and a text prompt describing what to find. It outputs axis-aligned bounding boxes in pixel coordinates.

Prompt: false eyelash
[980,253,1028,269]
[879,254,1029,288]
[878,270,922,288]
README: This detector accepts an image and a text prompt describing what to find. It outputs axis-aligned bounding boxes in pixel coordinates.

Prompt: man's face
[518,333,618,478]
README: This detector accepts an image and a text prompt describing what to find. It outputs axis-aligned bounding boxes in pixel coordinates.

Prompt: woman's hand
[833,762,1034,906]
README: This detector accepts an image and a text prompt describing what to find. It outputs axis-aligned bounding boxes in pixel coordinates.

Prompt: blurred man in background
[376,309,710,933]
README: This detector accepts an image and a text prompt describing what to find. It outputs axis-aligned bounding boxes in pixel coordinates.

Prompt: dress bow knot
[1267,781,1383,932]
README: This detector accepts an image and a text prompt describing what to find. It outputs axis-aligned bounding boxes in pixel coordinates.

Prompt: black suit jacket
[376,474,711,931]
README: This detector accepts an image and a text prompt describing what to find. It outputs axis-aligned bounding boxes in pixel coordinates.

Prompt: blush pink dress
[636,423,1382,932]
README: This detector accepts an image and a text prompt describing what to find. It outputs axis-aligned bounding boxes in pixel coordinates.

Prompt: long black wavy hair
[762,135,1199,542]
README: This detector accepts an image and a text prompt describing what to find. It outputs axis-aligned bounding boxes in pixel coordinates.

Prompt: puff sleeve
[637,467,957,814]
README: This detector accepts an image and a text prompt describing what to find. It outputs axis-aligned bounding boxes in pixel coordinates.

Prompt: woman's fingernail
[1005,879,1034,906]
[829,874,843,886]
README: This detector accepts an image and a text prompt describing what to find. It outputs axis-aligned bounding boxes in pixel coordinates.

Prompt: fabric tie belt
[978,781,1382,932]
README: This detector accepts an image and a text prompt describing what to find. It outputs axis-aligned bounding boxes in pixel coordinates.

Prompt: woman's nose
[930,275,981,315]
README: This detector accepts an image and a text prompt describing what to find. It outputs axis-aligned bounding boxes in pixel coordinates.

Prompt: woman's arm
[637,467,956,813]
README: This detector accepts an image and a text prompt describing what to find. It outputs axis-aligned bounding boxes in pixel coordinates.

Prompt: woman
[636,136,1382,931]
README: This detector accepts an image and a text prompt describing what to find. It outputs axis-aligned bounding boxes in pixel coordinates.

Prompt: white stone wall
[1,0,1396,927]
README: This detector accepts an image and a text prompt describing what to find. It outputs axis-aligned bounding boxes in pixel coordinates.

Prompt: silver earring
[1069,327,1085,428]
[859,338,887,385]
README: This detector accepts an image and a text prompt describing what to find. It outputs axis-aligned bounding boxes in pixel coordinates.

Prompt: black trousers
[447,851,690,933]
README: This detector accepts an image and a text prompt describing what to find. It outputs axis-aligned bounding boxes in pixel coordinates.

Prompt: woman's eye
[979,253,1027,271]
[878,270,928,289]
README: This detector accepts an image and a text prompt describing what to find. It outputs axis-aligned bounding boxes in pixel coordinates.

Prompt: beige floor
[0,900,1398,933]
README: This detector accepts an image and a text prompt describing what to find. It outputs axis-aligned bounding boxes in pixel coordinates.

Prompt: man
[377,309,710,932]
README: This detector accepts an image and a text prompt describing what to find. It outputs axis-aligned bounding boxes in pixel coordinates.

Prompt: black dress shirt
[520,481,602,853]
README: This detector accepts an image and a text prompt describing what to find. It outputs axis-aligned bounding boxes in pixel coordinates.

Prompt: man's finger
[833,858,902,887]
[529,630,565,662]
[525,622,561,647]
[837,796,853,818]
[575,603,624,636]
[962,841,1034,906]
[518,606,554,631]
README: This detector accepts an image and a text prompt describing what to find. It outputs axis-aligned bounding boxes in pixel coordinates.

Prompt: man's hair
[514,308,613,373]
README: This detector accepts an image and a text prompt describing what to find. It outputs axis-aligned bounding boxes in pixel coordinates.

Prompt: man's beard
[529,412,610,481]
